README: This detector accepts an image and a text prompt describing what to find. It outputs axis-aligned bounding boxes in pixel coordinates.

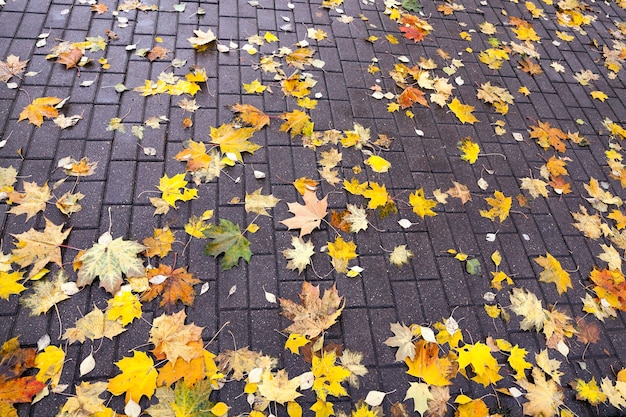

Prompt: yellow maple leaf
[0,270,26,300]
[480,190,512,222]
[294,177,319,195]
[279,109,314,138]
[363,182,389,210]
[243,79,267,94]
[311,350,351,401]
[456,342,501,383]
[35,345,65,388]
[175,139,212,171]
[509,287,545,331]
[458,137,480,164]
[343,178,368,196]
[187,28,216,51]
[108,350,158,403]
[405,340,454,386]
[409,188,437,218]
[18,97,62,127]
[518,367,564,417]
[512,25,541,41]
[389,245,414,267]
[156,173,198,208]
[107,289,142,326]
[448,97,478,124]
[491,270,513,291]
[364,155,391,173]
[508,345,532,380]
[210,123,260,161]
[257,369,302,404]
[327,236,357,274]
[143,227,175,258]
[535,252,572,294]
[8,181,51,221]
[284,333,309,354]
[572,377,607,406]
[591,90,608,102]
[310,399,334,417]
[184,210,214,238]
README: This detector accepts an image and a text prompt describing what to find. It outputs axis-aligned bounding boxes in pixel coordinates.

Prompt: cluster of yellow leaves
[133,68,207,96]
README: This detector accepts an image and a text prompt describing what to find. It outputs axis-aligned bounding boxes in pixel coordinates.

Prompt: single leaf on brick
[20,270,71,316]
[535,252,572,294]
[0,54,28,82]
[281,190,328,237]
[279,109,314,138]
[282,236,315,274]
[479,191,512,222]
[210,123,259,162]
[204,219,252,270]
[150,310,204,363]
[18,96,62,127]
[448,97,478,124]
[10,218,71,279]
[75,231,146,294]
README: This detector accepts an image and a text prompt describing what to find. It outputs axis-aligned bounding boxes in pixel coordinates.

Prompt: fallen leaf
[283,236,315,274]
[75,232,146,294]
[108,350,158,403]
[448,97,478,124]
[142,264,201,311]
[18,97,62,127]
[0,54,28,82]
[279,281,344,339]
[281,190,328,237]
[204,218,252,270]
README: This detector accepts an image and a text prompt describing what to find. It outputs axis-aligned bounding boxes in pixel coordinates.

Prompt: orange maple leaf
[230,103,270,131]
[529,120,567,152]
[398,86,429,108]
[0,338,46,414]
[18,97,62,127]
[91,3,108,14]
[142,264,201,311]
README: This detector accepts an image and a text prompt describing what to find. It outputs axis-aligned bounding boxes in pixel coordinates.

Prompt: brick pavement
[1,0,626,416]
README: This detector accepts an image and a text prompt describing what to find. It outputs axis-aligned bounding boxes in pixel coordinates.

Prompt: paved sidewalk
[1,0,626,416]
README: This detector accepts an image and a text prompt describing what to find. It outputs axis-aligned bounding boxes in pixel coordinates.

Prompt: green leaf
[402,0,421,12]
[171,380,215,417]
[465,258,481,275]
[204,219,252,270]
[76,232,146,294]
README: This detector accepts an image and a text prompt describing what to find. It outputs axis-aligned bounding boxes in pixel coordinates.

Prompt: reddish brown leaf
[147,46,171,62]
[0,376,46,404]
[330,210,352,233]
[575,317,600,345]
[399,26,427,42]
[519,58,543,76]
[0,338,36,380]
[57,47,83,69]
